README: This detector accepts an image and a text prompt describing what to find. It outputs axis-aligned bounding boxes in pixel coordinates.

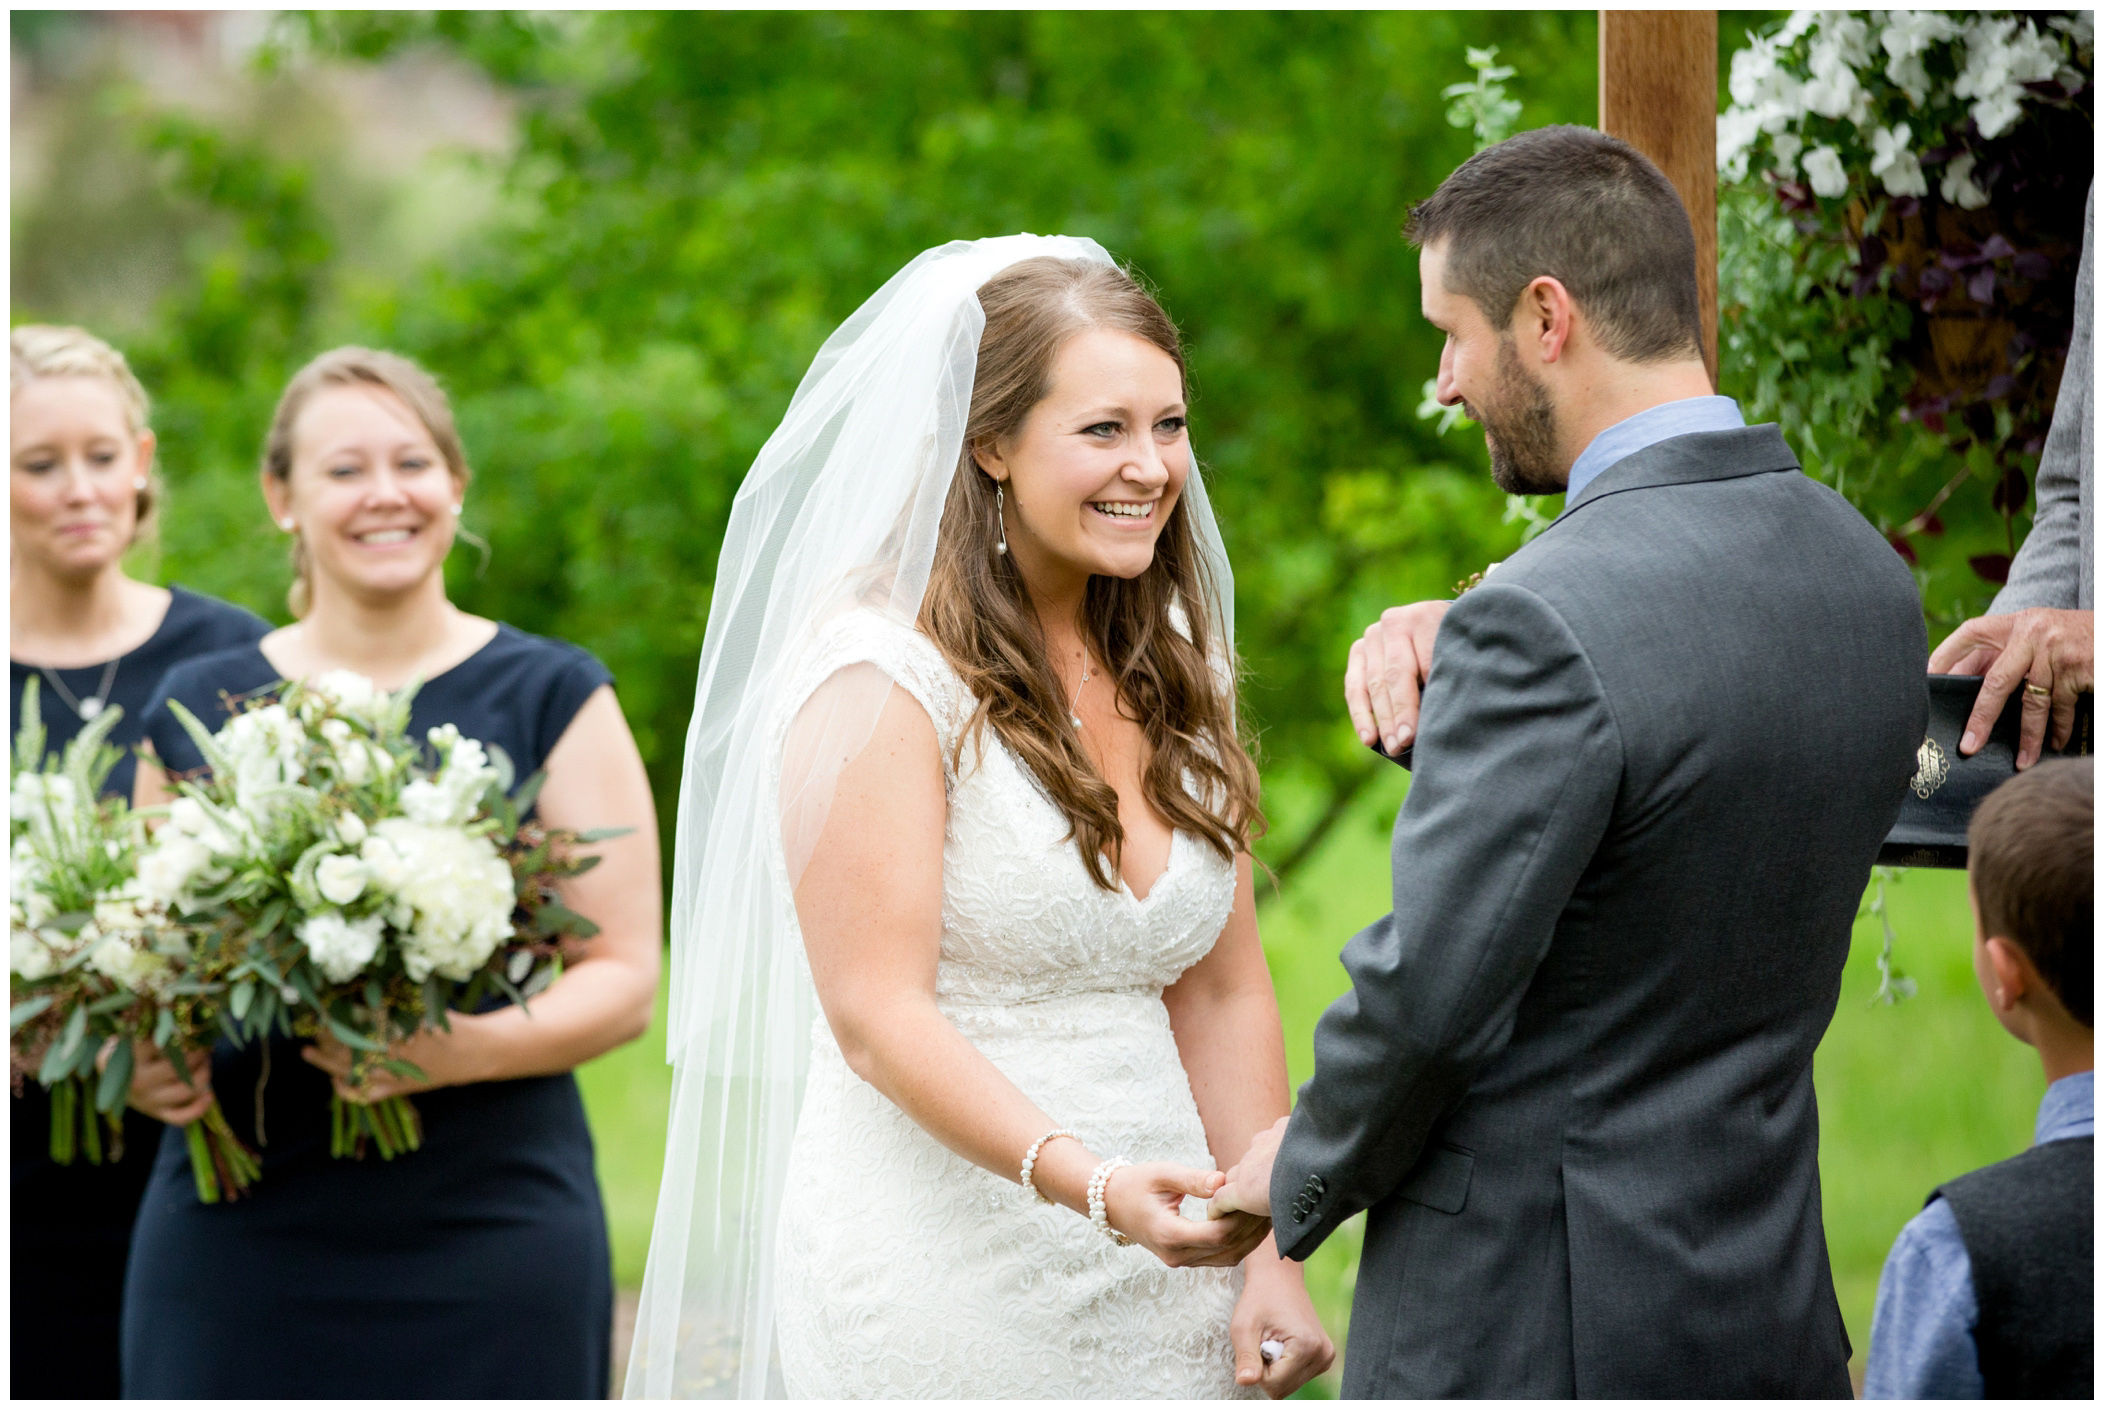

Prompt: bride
[627,235,1332,1399]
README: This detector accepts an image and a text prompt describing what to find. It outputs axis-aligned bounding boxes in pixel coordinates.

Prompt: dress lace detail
[773,610,1251,1399]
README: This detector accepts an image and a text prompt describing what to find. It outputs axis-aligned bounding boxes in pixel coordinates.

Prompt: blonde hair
[10,324,159,541]
[919,257,1263,889]
[263,346,471,617]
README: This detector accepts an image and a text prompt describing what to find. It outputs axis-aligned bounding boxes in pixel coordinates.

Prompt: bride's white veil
[624,234,1236,1398]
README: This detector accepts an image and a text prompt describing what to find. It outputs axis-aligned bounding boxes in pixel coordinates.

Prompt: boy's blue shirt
[1864,1069,2094,1399]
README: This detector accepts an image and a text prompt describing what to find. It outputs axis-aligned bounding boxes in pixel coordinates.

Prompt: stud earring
[451,503,464,516]
[278,517,297,532]
[133,477,149,491]
[994,483,1008,557]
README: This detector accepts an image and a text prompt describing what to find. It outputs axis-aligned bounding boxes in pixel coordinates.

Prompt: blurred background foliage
[10,10,2068,1392]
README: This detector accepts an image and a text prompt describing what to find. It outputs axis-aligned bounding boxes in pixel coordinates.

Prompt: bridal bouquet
[9,681,260,1203]
[153,670,616,1162]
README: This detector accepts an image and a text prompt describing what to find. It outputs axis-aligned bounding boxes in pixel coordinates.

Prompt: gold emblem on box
[1909,736,1950,799]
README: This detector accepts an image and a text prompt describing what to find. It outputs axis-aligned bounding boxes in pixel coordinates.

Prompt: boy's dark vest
[1935,1135,2093,1399]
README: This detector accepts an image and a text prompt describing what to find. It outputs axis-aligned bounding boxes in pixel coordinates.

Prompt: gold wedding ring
[2024,682,2052,699]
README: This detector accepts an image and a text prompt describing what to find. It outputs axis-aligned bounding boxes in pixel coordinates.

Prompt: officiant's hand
[302,1023,484,1103]
[1928,607,2092,769]
[1208,1113,1285,1219]
[1346,602,1448,755]
[1102,1162,1271,1268]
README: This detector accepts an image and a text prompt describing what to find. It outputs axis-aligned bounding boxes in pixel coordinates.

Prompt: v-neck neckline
[1117,829,1186,907]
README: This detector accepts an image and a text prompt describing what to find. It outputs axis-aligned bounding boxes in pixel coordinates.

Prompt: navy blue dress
[119,624,617,1399]
[10,585,269,1400]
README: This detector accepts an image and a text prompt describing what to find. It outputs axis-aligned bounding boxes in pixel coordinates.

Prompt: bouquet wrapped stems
[330,1092,424,1160]
[181,1098,261,1204]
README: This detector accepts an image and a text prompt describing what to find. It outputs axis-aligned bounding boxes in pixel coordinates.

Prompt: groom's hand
[1346,602,1449,755]
[1209,1114,1287,1220]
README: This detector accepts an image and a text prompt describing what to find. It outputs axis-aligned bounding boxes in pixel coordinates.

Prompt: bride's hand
[1230,1251,1335,1398]
[1103,1162,1272,1268]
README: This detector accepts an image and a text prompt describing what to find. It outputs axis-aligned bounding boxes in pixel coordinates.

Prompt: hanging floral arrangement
[1718,11,2092,585]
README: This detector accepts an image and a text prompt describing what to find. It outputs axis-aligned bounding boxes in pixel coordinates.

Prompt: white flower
[136,833,218,907]
[334,811,369,848]
[320,718,373,786]
[360,819,517,983]
[1880,10,1960,106]
[219,703,306,819]
[310,670,383,721]
[296,909,387,984]
[400,726,500,828]
[88,934,172,993]
[1802,145,1849,199]
[1717,107,1763,181]
[314,852,370,906]
[11,927,59,981]
[166,797,240,856]
[1770,132,1804,179]
[1869,124,1927,198]
[1801,16,1871,122]
[1941,151,1992,210]
[11,770,77,822]
[1957,15,2063,140]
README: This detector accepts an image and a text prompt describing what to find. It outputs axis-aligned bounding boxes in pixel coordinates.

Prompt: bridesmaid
[9,325,270,1399]
[120,347,661,1397]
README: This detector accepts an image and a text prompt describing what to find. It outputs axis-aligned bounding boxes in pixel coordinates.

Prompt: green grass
[578,770,2043,1391]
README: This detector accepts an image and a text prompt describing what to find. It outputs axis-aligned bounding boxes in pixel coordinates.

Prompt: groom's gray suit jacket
[1271,426,1927,1397]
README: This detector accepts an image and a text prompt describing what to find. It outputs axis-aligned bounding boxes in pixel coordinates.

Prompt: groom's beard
[1475,338,1567,496]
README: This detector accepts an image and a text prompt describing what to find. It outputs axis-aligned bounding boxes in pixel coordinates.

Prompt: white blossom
[87,934,172,993]
[296,909,387,984]
[1770,132,1804,179]
[10,927,60,981]
[218,703,306,820]
[308,670,384,722]
[1717,107,1764,181]
[1869,123,1927,198]
[1957,15,2064,140]
[1802,14,1873,121]
[399,725,500,828]
[1940,150,1992,209]
[360,819,516,983]
[1802,145,1850,199]
[314,852,370,906]
[136,833,217,906]
[334,811,369,848]
[1880,10,1961,106]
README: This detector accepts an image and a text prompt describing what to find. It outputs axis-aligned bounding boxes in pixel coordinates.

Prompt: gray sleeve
[1994,183,2092,613]
[1270,582,1623,1260]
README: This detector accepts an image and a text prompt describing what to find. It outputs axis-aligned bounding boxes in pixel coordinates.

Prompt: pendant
[1071,714,1083,729]
[78,697,104,719]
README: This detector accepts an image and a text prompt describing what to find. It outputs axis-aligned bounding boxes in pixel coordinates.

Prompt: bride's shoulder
[790,608,971,738]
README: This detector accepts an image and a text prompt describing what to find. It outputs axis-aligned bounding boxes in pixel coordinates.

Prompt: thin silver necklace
[38,655,122,722]
[1067,649,1094,730]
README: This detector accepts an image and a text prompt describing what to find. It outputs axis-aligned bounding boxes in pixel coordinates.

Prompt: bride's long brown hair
[917,257,1263,890]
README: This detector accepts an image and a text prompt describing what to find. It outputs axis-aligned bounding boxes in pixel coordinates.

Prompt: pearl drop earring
[994,484,1008,557]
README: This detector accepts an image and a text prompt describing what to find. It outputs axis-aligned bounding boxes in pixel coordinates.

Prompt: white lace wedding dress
[773,611,1254,1399]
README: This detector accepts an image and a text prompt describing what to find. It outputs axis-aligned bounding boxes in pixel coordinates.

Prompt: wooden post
[1599,10,1719,384]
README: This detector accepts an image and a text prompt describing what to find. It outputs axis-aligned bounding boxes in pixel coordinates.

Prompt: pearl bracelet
[1020,1128,1079,1203]
[1087,1156,1133,1246]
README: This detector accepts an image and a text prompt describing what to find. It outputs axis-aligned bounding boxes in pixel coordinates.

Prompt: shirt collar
[1563,396,1747,503]
[2037,1069,2094,1145]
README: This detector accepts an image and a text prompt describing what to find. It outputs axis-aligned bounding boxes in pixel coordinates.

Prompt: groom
[1215,127,1928,1395]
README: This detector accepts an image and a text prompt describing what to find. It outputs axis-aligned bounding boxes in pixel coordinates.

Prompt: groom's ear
[1515,276,1577,366]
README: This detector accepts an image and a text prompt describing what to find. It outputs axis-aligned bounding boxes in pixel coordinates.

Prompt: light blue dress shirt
[1562,395,1747,503]
[1863,1069,2095,1399]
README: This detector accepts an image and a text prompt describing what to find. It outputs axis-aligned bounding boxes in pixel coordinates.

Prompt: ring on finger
[2024,681,2052,699]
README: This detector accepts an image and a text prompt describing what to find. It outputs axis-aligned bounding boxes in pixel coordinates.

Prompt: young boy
[1865,756,2093,1399]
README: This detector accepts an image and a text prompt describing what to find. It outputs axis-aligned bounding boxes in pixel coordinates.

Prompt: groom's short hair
[1407,124,1704,364]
